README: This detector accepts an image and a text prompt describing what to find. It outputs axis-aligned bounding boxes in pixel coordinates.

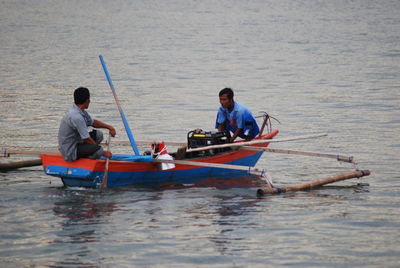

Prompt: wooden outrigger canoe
[2,130,369,192]
[41,131,279,188]
[1,56,371,193]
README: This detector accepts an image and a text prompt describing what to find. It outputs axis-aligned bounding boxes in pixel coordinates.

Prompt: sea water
[1,0,399,267]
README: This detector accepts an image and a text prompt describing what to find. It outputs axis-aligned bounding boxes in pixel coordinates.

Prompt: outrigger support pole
[154,158,267,177]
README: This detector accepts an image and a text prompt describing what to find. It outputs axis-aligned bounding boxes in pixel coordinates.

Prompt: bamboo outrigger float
[0,159,42,171]
[256,170,370,196]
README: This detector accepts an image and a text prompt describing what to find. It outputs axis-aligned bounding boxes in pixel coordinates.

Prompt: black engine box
[187,130,229,149]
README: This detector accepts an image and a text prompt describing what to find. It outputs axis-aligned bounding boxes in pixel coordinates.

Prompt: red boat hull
[41,130,279,188]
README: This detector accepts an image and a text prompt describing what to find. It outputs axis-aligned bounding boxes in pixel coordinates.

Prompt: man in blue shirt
[215,88,259,142]
[58,87,116,162]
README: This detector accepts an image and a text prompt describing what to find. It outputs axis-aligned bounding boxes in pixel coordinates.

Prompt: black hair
[74,87,90,105]
[219,87,234,100]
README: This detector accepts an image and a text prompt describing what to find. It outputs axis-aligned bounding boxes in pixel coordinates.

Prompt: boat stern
[41,155,101,187]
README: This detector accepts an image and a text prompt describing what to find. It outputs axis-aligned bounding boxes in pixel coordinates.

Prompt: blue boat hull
[41,130,279,188]
[56,152,263,188]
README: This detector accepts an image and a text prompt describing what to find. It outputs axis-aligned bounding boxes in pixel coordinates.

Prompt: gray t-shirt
[58,104,94,161]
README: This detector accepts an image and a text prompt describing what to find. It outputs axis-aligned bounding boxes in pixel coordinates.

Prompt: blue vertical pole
[99,55,140,155]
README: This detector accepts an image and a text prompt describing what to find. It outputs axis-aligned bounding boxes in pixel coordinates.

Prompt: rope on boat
[259,168,273,187]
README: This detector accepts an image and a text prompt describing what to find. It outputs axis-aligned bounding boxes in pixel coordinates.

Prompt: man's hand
[92,120,116,137]
[108,126,116,137]
[230,128,243,143]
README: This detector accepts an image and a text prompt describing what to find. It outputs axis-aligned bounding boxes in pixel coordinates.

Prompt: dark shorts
[76,130,103,159]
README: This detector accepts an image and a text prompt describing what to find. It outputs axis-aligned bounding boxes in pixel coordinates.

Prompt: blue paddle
[99,55,140,155]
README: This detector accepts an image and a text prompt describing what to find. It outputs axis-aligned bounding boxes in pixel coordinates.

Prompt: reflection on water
[47,188,167,267]
[194,176,268,189]
[210,194,262,255]
[47,189,115,268]
[52,190,116,244]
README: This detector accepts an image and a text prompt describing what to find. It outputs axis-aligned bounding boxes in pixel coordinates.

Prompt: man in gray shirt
[58,87,116,162]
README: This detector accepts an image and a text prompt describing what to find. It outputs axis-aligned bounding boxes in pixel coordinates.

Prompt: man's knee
[88,147,104,159]
[77,143,102,159]
[89,130,103,144]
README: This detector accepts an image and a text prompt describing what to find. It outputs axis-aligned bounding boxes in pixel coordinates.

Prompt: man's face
[83,98,90,109]
[219,94,233,109]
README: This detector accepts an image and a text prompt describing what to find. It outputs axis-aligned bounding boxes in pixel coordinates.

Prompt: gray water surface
[1,0,399,267]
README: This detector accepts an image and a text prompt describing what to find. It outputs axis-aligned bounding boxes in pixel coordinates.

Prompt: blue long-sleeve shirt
[215,101,259,138]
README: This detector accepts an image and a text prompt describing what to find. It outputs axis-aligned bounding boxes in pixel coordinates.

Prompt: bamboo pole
[1,149,60,157]
[153,159,266,176]
[1,148,266,176]
[1,133,326,156]
[257,170,371,196]
[241,146,354,163]
[257,112,269,138]
[0,159,42,171]
[186,133,328,153]
[102,133,327,149]
[99,55,140,155]
[108,140,186,147]
[101,132,111,190]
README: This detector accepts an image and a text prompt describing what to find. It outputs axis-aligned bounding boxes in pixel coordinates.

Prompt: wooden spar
[240,146,354,163]
[103,140,187,147]
[257,170,371,196]
[104,133,327,149]
[136,141,186,146]
[257,112,269,138]
[1,149,60,157]
[0,141,186,157]
[99,55,140,156]
[1,148,266,176]
[153,158,266,177]
[0,159,42,171]
[165,141,354,164]
[1,133,327,158]
[101,132,111,190]
[186,133,328,153]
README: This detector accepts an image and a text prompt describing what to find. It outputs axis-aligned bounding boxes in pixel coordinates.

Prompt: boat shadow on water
[155,175,270,190]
